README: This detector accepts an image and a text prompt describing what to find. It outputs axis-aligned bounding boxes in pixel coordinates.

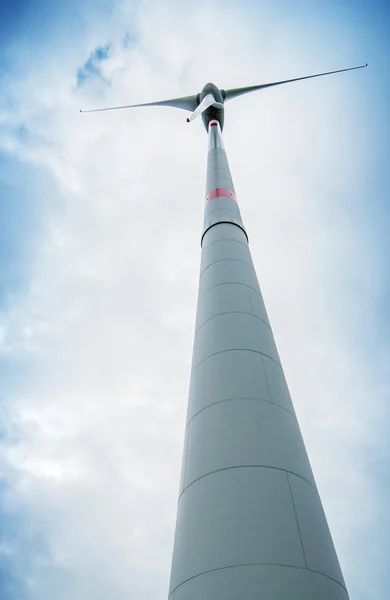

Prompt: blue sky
[0,1,389,599]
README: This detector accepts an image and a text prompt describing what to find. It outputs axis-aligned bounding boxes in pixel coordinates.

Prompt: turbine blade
[80,94,198,114]
[222,63,368,102]
[186,94,223,123]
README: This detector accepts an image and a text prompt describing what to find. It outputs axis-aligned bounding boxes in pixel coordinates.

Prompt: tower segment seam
[261,354,273,402]
[198,281,261,302]
[195,311,271,335]
[246,285,254,315]
[178,465,317,501]
[181,429,190,502]
[201,221,248,245]
[287,472,308,568]
[192,349,282,374]
[185,396,298,430]
[169,563,348,598]
[202,237,249,250]
[200,257,253,277]
[203,206,238,219]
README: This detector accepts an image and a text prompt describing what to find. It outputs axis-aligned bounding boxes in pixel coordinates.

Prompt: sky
[0,0,389,598]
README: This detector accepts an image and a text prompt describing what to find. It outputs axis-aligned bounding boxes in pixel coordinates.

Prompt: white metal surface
[168,121,348,599]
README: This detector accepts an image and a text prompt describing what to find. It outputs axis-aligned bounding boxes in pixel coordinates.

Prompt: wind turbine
[82,63,367,600]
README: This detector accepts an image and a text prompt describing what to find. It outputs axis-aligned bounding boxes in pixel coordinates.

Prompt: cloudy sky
[0,0,389,598]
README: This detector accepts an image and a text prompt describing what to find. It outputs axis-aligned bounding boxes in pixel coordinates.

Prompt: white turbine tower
[82,62,367,600]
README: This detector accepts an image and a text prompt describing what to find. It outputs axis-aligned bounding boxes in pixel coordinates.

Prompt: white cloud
[0,1,387,599]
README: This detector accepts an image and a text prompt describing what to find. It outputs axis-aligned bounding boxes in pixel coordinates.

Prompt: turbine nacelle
[195,83,225,131]
[80,64,367,131]
[186,90,223,128]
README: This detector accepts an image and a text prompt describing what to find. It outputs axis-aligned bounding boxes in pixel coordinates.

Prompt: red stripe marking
[206,187,237,203]
[209,119,219,128]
